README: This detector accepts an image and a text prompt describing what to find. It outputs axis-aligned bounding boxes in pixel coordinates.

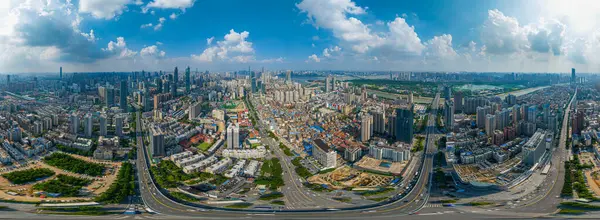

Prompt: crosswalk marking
[424,203,443,208]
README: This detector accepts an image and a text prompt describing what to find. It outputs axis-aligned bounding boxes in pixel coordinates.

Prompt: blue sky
[2,0,600,73]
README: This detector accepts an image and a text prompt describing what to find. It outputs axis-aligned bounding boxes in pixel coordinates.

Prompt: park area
[0,153,122,202]
[308,166,393,190]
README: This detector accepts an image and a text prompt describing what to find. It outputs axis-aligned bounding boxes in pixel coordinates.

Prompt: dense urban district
[2,68,600,219]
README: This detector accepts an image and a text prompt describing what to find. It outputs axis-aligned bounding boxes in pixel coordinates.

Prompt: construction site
[307,166,393,190]
[354,157,406,175]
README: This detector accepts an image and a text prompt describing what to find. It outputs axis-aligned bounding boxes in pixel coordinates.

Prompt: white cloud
[134,0,144,6]
[481,9,528,55]
[297,0,424,59]
[140,23,153,28]
[424,34,458,61]
[206,37,214,45]
[146,0,196,10]
[192,29,255,62]
[154,17,166,31]
[169,13,178,20]
[103,37,137,58]
[78,0,132,20]
[156,41,163,45]
[81,29,97,42]
[307,54,320,62]
[140,45,166,58]
[322,46,341,58]
[312,36,320,41]
[260,57,285,63]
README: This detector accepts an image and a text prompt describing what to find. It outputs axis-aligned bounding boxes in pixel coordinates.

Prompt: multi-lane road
[124,94,448,219]
[0,91,577,220]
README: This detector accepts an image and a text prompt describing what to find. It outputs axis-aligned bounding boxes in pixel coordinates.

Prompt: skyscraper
[189,102,202,120]
[227,123,240,149]
[453,91,463,113]
[444,100,454,130]
[476,106,491,128]
[571,68,576,84]
[395,105,414,143]
[286,70,292,83]
[443,85,452,100]
[485,114,496,136]
[325,76,331,93]
[185,66,191,94]
[156,78,163,93]
[361,114,373,142]
[372,110,385,134]
[150,126,165,157]
[105,87,115,107]
[527,105,537,123]
[174,67,179,84]
[59,67,62,79]
[115,115,124,137]
[99,115,107,136]
[84,114,93,137]
[170,74,177,97]
[70,114,79,134]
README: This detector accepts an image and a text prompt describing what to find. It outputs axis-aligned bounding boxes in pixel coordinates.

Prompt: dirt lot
[355,157,406,175]
[0,153,121,202]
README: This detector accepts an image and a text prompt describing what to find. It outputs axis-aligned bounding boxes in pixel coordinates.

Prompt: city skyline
[3,0,600,73]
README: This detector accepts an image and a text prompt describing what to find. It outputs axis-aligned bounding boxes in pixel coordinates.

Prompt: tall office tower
[185,66,191,93]
[485,114,496,136]
[115,115,124,137]
[453,91,463,113]
[251,77,257,93]
[444,100,455,130]
[408,92,414,104]
[150,126,165,157]
[572,110,584,135]
[361,114,373,142]
[6,75,10,84]
[387,115,397,138]
[105,87,115,107]
[512,104,520,125]
[84,114,93,137]
[476,106,491,128]
[189,102,202,120]
[543,103,550,124]
[372,111,386,134]
[572,68,576,84]
[156,78,163,93]
[174,67,179,84]
[325,76,331,92]
[395,105,414,143]
[286,70,292,83]
[332,76,336,90]
[521,104,528,122]
[99,115,107,136]
[163,79,170,93]
[527,105,537,123]
[497,108,511,130]
[505,94,517,106]
[70,114,79,134]
[226,124,240,149]
[60,67,62,79]
[443,85,452,100]
[170,74,177,97]
[548,114,557,133]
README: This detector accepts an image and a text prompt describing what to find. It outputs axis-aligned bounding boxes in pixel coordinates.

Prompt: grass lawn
[196,142,212,151]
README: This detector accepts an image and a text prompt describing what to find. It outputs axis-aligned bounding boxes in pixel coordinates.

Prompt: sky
[2,0,600,73]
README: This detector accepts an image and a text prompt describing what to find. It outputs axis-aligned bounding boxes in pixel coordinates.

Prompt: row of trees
[43,153,105,177]
[2,168,55,184]
[96,162,135,203]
